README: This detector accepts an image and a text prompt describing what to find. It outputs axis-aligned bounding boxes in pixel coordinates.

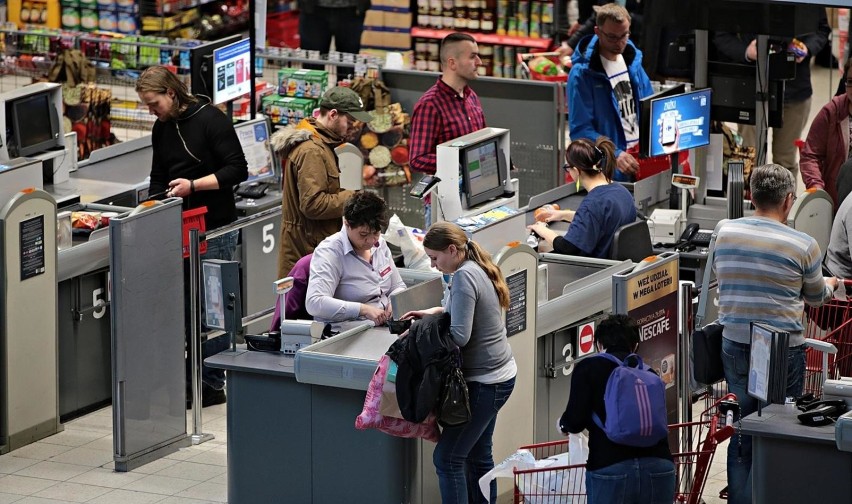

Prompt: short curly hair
[344,191,388,233]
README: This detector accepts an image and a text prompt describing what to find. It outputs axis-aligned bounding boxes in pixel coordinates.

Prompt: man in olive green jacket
[272,86,372,278]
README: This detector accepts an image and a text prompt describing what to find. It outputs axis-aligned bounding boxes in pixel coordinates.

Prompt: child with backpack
[558,314,674,504]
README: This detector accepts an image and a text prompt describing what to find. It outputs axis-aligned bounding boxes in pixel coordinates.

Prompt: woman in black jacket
[558,314,674,504]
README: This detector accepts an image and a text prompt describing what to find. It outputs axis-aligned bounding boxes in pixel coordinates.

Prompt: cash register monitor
[638,84,684,158]
[646,88,713,157]
[7,91,63,158]
[460,137,508,209]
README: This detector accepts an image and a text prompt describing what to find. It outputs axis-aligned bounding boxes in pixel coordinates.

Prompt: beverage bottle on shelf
[417,2,430,28]
[541,0,554,38]
[481,0,495,33]
[442,0,454,30]
[496,0,509,35]
[454,5,468,30]
[429,0,442,28]
[467,0,481,32]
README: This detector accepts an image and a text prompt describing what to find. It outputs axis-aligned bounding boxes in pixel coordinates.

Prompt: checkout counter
[742,404,852,503]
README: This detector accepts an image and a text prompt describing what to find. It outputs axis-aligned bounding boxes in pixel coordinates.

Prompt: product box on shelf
[261,94,317,126]
[276,68,328,99]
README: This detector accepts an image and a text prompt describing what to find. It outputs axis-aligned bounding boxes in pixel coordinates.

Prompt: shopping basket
[513,394,737,504]
[803,279,852,396]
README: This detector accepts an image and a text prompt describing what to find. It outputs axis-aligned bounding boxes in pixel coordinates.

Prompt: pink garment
[355,354,440,443]
[269,253,312,332]
[800,94,850,206]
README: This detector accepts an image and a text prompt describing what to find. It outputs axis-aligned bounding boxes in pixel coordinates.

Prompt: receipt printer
[649,209,683,245]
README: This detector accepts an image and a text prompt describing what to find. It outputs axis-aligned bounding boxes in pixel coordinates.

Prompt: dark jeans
[299,7,365,55]
[721,338,805,504]
[586,457,675,504]
[433,377,515,504]
[184,230,239,391]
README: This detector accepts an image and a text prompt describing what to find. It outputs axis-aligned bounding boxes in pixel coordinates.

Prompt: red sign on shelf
[578,322,595,357]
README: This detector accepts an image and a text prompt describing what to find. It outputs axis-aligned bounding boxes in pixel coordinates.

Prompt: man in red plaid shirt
[410,32,487,226]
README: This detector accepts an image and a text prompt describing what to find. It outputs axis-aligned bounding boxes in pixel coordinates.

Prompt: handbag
[439,366,471,426]
[692,322,725,385]
[355,354,440,442]
[691,224,725,385]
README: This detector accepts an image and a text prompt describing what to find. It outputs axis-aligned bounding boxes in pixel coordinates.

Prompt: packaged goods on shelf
[276,68,328,99]
[261,94,316,126]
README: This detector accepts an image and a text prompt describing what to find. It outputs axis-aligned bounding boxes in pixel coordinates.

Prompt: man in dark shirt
[409,32,487,226]
[713,7,829,180]
[137,66,248,408]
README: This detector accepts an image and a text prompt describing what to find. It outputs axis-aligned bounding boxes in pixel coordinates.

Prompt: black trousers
[298,6,365,55]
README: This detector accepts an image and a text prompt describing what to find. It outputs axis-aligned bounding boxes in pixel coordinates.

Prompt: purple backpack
[592,352,668,447]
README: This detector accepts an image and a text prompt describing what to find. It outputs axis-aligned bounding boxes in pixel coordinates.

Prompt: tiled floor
[0,405,229,504]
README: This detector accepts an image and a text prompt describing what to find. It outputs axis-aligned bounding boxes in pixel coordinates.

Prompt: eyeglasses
[562,163,574,173]
[790,193,798,203]
[598,29,630,43]
[845,79,852,86]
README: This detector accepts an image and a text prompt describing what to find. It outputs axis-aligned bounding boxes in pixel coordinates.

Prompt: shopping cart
[803,279,852,397]
[513,394,737,504]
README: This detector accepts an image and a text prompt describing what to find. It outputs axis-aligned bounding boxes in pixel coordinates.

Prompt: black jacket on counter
[149,96,248,230]
[387,312,456,424]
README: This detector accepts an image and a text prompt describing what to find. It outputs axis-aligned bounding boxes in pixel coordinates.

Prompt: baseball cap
[319,86,373,122]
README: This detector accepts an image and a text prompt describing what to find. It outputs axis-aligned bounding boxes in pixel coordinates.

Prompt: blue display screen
[648,88,712,157]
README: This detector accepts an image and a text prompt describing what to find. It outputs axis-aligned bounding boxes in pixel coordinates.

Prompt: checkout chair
[610,220,654,262]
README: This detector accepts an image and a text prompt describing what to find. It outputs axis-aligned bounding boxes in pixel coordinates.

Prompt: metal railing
[185,204,282,443]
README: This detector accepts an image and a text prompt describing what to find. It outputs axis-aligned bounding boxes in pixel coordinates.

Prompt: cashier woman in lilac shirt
[305,191,406,325]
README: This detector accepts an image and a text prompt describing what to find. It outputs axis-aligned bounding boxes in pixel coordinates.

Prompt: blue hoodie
[567,35,654,181]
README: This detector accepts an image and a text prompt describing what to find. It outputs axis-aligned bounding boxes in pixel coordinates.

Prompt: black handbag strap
[696,220,728,327]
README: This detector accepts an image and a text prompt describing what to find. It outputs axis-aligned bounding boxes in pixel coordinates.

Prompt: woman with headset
[527,137,637,259]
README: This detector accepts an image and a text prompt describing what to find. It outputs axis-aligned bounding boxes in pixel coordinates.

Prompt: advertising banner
[612,253,680,425]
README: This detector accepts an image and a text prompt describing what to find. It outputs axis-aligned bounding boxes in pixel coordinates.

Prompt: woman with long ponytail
[528,136,637,258]
[403,221,516,504]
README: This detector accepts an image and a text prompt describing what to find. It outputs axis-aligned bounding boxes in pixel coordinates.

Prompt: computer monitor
[7,91,63,158]
[460,137,508,209]
[233,118,275,186]
[647,88,712,157]
[707,61,783,127]
[189,35,242,98]
[211,38,252,106]
[638,84,685,158]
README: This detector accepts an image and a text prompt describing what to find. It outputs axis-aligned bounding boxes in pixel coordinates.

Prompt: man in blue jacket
[567,3,653,182]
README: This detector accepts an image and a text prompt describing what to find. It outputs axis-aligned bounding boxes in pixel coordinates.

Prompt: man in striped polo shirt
[713,163,838,504]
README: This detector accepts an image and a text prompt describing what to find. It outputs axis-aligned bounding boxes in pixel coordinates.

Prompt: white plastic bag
[516,433,589,504]
[383,214,432,271]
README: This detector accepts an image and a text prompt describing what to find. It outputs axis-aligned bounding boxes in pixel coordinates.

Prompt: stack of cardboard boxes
[360,0,411,51]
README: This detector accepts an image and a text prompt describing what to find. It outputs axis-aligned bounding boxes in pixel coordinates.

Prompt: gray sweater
[445,260,513,377]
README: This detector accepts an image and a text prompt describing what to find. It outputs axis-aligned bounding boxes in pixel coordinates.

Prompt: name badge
[380,266,391,277]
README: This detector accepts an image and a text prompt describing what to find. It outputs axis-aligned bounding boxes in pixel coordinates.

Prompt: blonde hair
[423,222,510,309]
[135,66,198,109]
[596,3,631,26]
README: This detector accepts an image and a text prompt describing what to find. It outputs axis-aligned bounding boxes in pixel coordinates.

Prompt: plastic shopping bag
[355,354,439,442]
[383,214,432,271]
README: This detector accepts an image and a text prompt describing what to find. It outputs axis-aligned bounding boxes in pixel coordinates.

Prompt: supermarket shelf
[410,27,552,50]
